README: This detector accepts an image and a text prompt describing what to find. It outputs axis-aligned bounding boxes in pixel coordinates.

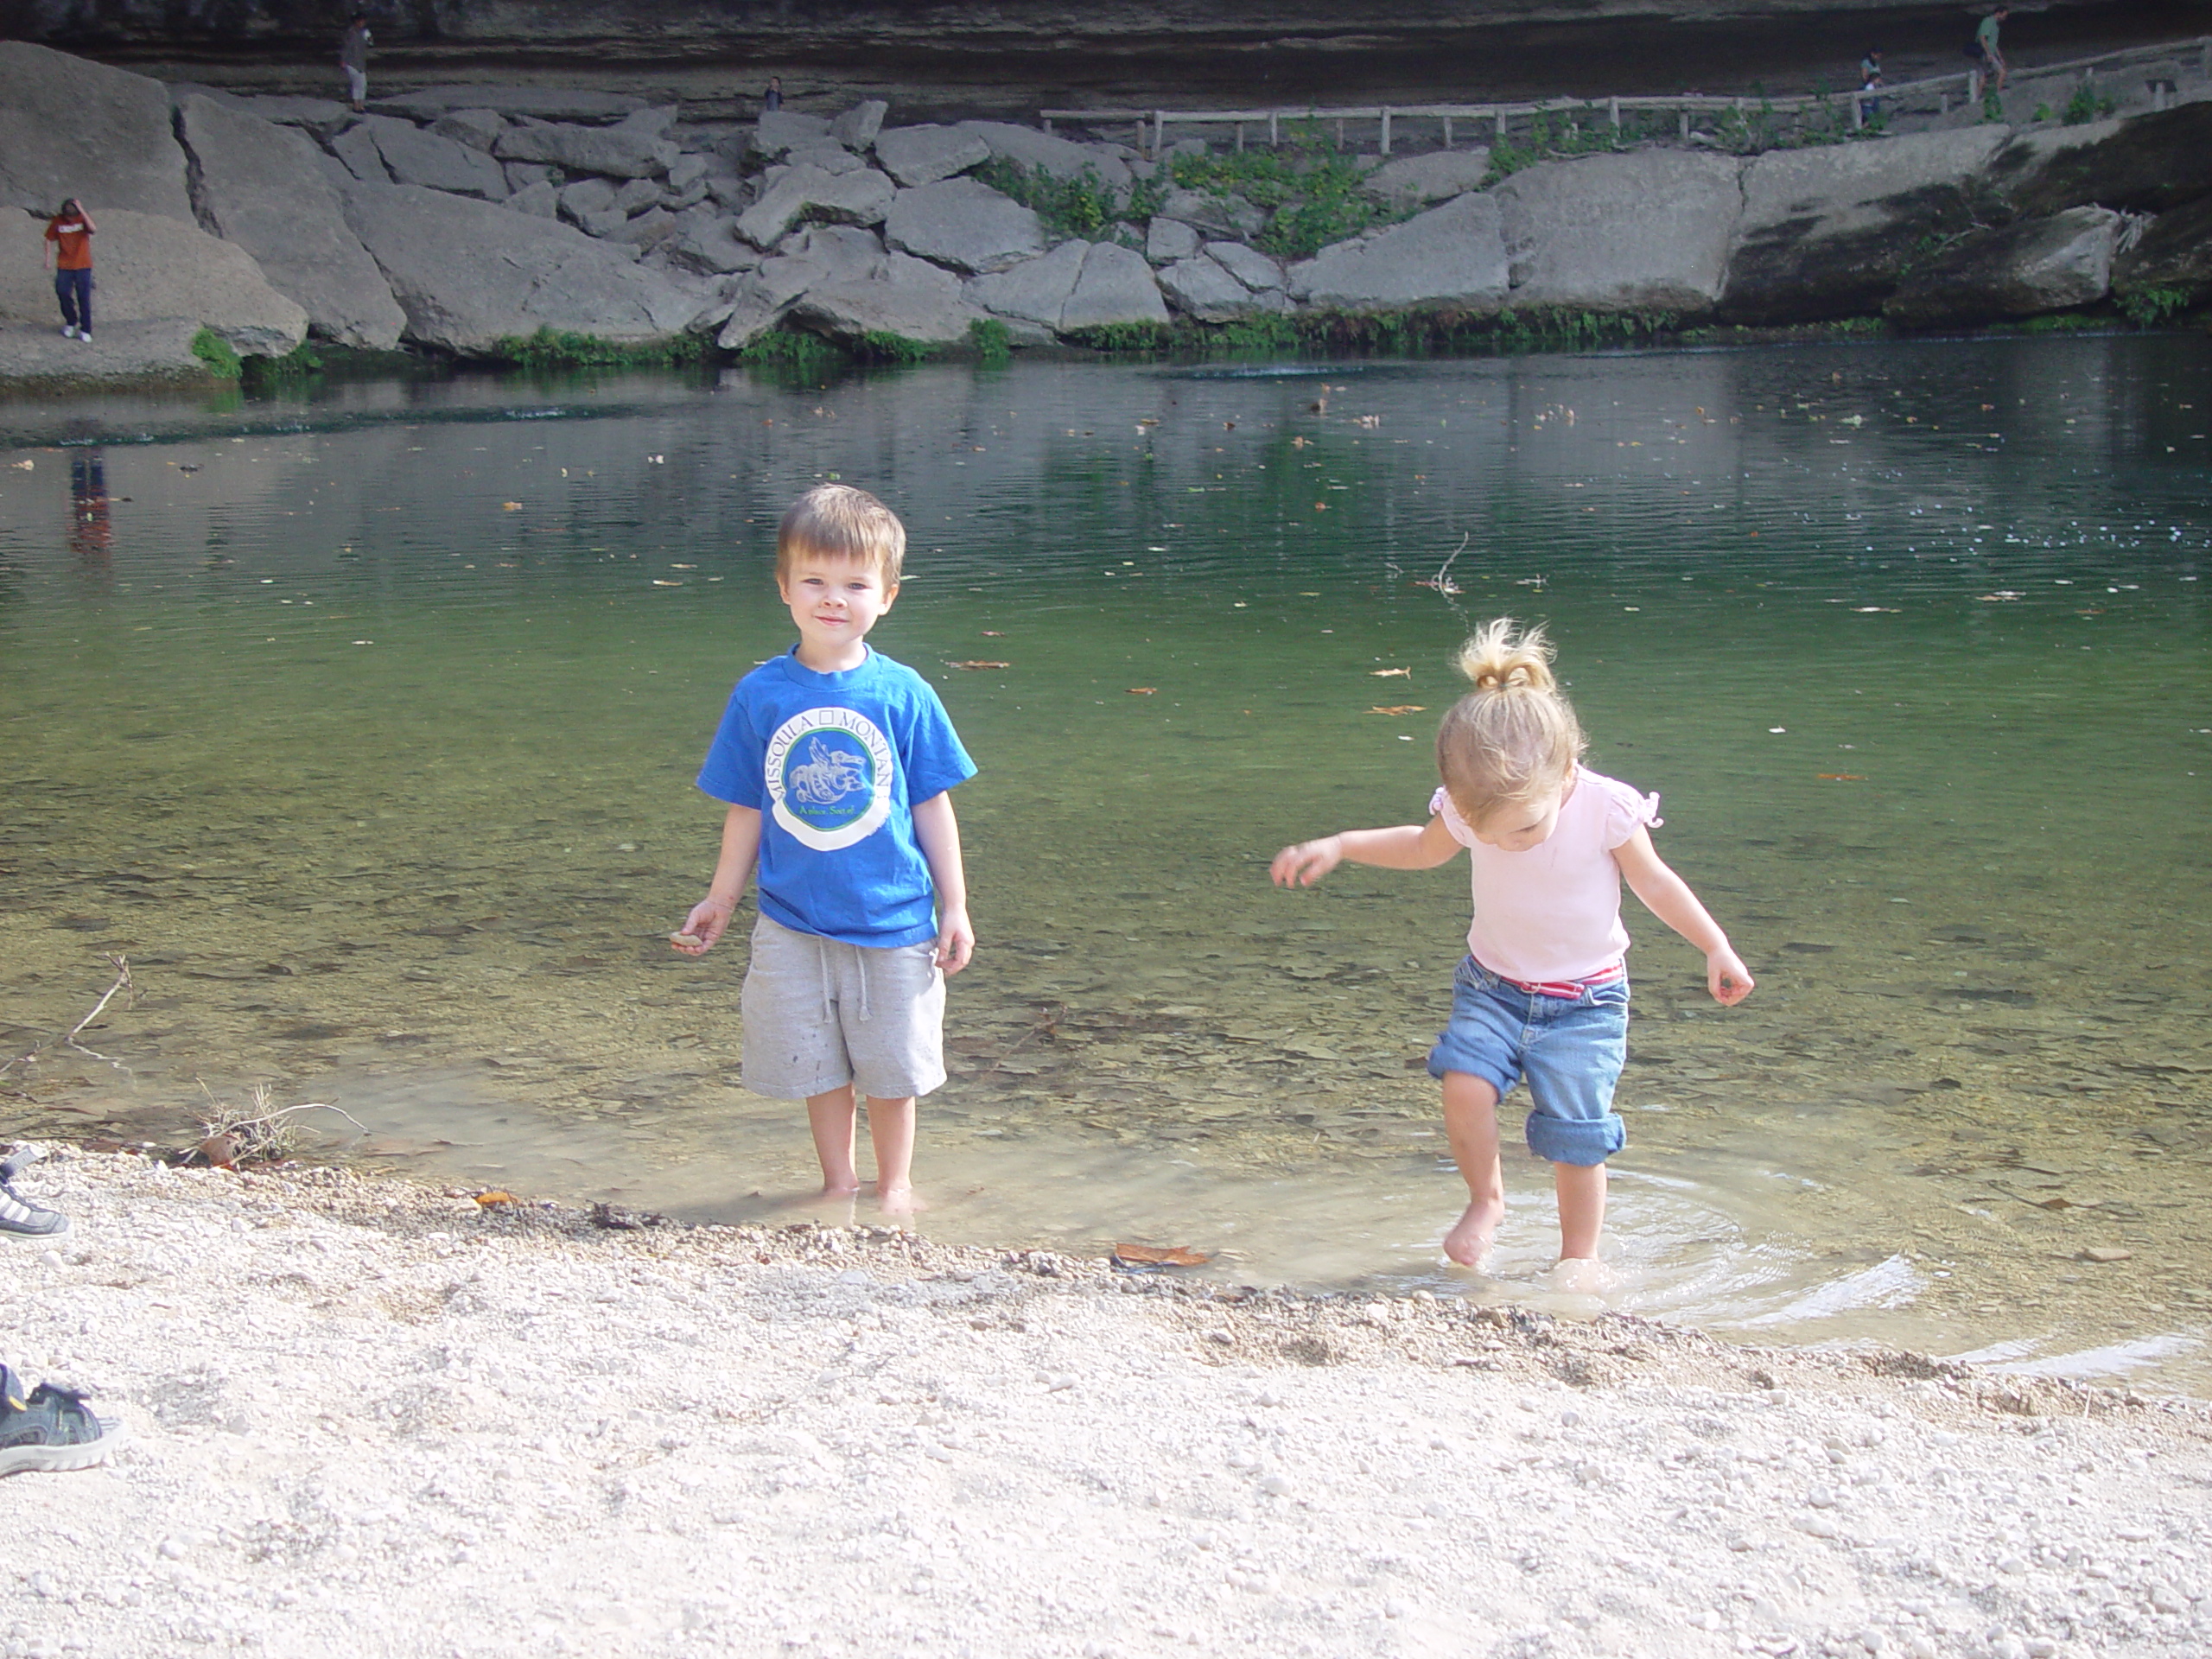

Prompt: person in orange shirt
[43,199,95,343]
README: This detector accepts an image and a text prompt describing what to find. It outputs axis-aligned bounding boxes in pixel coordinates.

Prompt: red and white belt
[1497,962,1624,1001]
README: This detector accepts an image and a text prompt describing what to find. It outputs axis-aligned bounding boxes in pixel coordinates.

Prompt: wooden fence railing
[1041,35,2212,157]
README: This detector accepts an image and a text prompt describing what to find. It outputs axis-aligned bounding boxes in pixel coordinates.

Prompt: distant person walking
[340,13,372,113]
[42,199,93,344]
[1859,48,1885,119]
[1974,7,2010,93]
[762,75,783,112]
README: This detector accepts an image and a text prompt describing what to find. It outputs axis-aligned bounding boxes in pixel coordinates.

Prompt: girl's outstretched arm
[1612,826,1752,1004]
[1272,816,1461,887]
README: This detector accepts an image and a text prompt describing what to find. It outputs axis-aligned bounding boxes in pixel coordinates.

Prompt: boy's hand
[1707,946,1754,1006]
[935,907,974,976]
[1270,836,1343,887]
[670,896,737,957]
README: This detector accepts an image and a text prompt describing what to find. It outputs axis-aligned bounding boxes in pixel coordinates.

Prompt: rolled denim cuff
[1524,1109,1625,1166]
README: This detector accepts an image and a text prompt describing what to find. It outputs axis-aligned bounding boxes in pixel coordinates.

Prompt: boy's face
[778,550,897,661]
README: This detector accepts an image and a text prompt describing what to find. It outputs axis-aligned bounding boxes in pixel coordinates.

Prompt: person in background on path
[341,13,372,113]
[1,1148,126,1477]
[1271,619,1753,1281]
[42,199,93,344]
[1859,47,1885,118]
[671,485,976,1216]
[762,74,783,112]
[1974,7,2010,92]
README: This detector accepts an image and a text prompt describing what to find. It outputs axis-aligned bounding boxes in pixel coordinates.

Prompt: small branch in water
[191,1080,369,1167]
[1,954,135,1084]
[1416,533,1468,597]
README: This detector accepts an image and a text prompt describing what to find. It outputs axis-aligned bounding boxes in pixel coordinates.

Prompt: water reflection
[0,335,2205,1390]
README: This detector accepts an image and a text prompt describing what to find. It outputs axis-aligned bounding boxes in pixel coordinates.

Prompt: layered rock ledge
[4,40,2212,387]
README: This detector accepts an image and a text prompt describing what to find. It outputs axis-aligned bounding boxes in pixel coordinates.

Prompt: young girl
[1271,619,1752,1275]
[42,200,94,344]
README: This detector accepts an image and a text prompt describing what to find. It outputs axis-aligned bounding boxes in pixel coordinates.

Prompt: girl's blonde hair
[1435,618,1586,826]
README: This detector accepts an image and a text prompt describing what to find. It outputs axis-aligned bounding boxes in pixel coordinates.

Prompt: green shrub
[241,341,325,388]
[1062,321,1174,353]
[968,317,1014,360]
[2031,104,2054,124]
[2120,286,2193,327]
[190,328,242,379]
[855,330,935,364]
[736,328,844,370]
[486,327,709,368]
[2063,83,2117,125]
[976,160,1158,239]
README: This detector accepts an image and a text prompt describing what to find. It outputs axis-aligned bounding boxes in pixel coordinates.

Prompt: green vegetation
[855,330,936,364]
[485,327,710,369]
[735,329,844,372]
[2063,83,2117,125]
[1166,136,1404,259]
[2119,286,2194,327]
[976,161,1162,242]
[1062,305,1681,360]
[190,328,241,379]
[240,341,325,389]
[968,317,1014,361]
[2017,312,2100,334]
[1983,89,2006,124]
[2031,104,2055,124]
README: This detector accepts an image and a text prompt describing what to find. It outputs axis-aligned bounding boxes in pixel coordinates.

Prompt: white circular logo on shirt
[764,707,893,850]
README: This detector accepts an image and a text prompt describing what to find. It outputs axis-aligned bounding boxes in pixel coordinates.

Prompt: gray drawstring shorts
[739,914,947,1101]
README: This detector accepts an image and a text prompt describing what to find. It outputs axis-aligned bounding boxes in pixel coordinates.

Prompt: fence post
[1154,110,1166,155]
[1679,106,1689,141]
[1042,117,1052,135]
[1235,122,1245,152]
[1609,96,1620,130]
[1495,106,1507,141]
[1269,111,1280,147]
[1443,114,1452,148]
[1380,107,1392,154]
[1850,92,1863,130]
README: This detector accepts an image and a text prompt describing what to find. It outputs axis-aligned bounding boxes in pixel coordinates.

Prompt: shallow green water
[3,339,2209,1389]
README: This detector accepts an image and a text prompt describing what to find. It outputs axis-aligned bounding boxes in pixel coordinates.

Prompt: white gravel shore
[3,1148,2208,1659]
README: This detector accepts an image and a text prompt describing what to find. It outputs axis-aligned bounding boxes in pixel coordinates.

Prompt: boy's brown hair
[776,483,906,588]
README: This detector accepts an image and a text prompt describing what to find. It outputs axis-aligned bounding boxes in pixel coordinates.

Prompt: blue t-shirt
[696,646,976,949]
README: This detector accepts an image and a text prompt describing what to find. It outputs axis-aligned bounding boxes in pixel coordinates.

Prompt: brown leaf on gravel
[1112,1243,1211,1267]
[197,1133,238,1170]
[474,1190,518,1208]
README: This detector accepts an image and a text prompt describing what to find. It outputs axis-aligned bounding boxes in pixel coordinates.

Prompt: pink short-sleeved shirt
[1430,766,1662,984]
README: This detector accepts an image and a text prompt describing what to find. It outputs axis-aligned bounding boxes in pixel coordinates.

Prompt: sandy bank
[3,1147,2209,1659]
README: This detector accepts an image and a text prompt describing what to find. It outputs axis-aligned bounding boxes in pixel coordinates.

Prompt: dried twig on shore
[1,953,134,1089]
[191,1082,368,1168]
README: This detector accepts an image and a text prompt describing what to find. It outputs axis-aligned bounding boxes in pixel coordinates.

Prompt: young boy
[671,485,975,1213]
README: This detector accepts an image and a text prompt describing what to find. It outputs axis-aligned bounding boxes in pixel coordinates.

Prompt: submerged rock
[1885,206,2123,327]
[176,96,406,351]
[1497,150,1742,316]
[0,42,193,220]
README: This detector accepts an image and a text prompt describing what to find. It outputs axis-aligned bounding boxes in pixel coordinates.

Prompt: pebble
[156,1541,185,1560]
[1257,1474,1292,1497]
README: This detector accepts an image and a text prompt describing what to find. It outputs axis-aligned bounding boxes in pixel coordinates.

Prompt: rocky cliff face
[14,0,2195,111]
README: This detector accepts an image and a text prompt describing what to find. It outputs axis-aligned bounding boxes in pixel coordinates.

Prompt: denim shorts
[1426,956,1629,1166]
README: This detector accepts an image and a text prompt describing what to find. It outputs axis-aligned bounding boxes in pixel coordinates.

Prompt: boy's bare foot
[875,1183,926,1216]
[818,1178,862,1199]
[1441,1196,1504,1267]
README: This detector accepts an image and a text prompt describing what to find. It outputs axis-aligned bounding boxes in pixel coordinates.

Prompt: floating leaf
[946,660,1012,670]
[1815,773,1866,781]
[1370,705,1426,715]
[1127,687,1156,695]
[501,501,524,511]
[1370,668,1412,678]
[652,579,683,587]
[1113,1243,1211,1268]
[1977,591,2024,601]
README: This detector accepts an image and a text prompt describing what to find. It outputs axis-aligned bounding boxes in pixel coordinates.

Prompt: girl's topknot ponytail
[1436,618,1584,826]
[1455,616,1558,693]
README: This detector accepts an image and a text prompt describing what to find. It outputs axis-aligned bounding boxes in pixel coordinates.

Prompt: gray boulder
[1146,217,1201,264]
[665,154,710,193]
[753,111,836,159]
[332,123,392,185]
[791,252,984,346]
[874,125,992,189]
[505,180,562,219]
[736,165,897,249]
[1206,240,1284,292]
[367,115,511,200]
[1989,104,2212,219]
[1058,240,1170,331]
[613,177,664,215]
[665,213,760,275]
[1885,207,2123,327]
[1720,126,2012,324]
[574,207,634,241]
[1160,254,1263,322]
[786,141,868,177]
[0,206,307,356]
[560,178,620,222]
[884,178,1046,274]
[340,181,702,353]
[430,109,507,152]
[0,43,194,220]
[1496,150,1743,316]
[1287,193,1508,313]
[505,162,558,192]
[611,207,679,250]
[230,95,355,142]
[176,96,406,350]
[830,101,890,150]
[613,106,679,142]
[493,124,670,181]
[963,238,1090,329]
[953,123,1131,190]
[1362,149,1494,207]
[377,87,645,123]
[1157,188,1267,240]
[781,226,889,283]
[2114,194,2212,304]
[713,248,848,347]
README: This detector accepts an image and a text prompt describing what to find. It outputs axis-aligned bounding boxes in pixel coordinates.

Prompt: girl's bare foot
[1548,1255,1618,1294]
[1441,1196,1504,1267]
[875,1183,927,1216]
[817,1178,862,1199]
